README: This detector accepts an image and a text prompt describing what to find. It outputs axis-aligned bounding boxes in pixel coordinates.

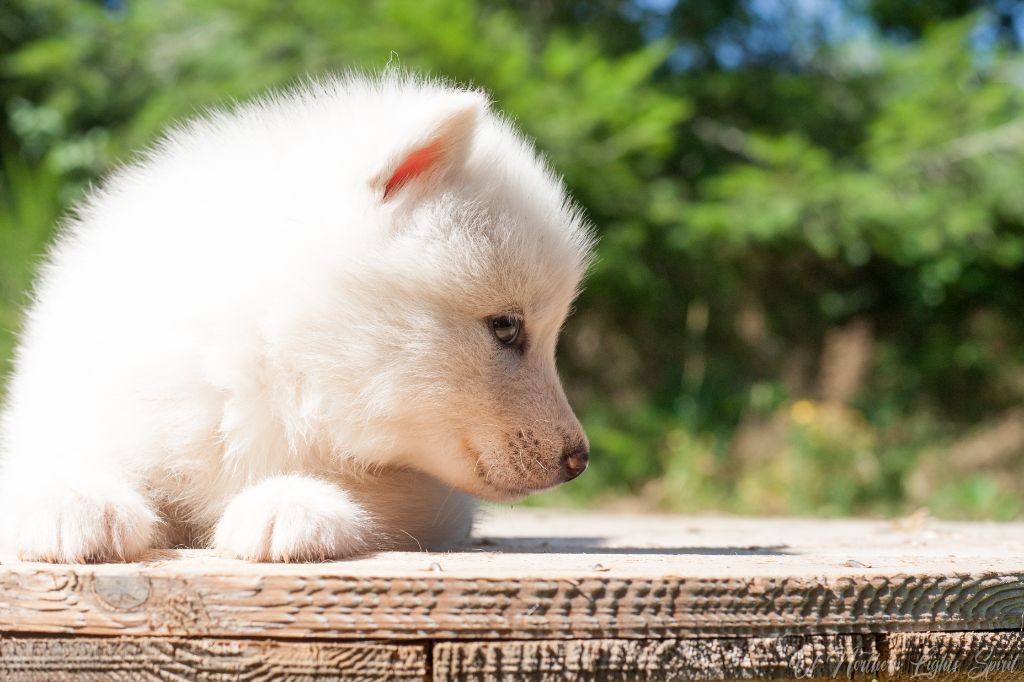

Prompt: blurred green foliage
[2,0,1024,519]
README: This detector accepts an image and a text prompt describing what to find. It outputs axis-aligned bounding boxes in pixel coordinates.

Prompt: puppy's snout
[561,446,589,481]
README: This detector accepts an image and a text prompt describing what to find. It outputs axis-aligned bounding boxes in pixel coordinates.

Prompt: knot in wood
[92,574,151,611]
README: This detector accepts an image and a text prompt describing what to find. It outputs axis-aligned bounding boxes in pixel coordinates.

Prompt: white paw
[213,475,368,562]
[2,474,157,563]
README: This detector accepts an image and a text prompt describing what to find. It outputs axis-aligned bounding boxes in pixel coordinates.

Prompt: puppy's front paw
[3,475,157,563]
[213,475,368,562]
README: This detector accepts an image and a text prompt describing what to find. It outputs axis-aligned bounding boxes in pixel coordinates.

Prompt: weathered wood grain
[886,631,1024,678]
[0,636,427,681]
[5,632,1023,682]
[2,565,1023,640]
[435,632,1024,681]
[0,511,1022,640]
[433,635,886,681]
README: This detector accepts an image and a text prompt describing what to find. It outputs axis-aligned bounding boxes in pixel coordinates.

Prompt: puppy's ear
[374,92,484,203]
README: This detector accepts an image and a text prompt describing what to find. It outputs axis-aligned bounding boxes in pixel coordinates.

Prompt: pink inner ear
[383,139,445,200]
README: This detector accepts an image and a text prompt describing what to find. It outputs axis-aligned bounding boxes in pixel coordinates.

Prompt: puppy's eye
[490,314,522,346]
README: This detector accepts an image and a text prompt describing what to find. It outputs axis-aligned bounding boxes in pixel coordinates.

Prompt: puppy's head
[349,80,594,501]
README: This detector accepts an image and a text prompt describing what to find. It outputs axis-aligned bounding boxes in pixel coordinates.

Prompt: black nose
[561,447,589,481]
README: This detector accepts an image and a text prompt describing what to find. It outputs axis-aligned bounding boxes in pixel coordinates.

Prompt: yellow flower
[790,399,818,425]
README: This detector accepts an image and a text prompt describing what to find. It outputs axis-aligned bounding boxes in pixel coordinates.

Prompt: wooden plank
[0,636,427,681]
[887,631,1024,678]
[435,632,1024,681]
[3,564,1024,640]
[1,510,1023,640]
[433,635,885,681]
[5,632,1023,682]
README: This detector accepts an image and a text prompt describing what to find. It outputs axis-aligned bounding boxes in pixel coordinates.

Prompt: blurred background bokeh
[3,0,1024,519]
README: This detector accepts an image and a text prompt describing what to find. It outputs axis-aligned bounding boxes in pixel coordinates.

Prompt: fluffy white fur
[0,72,594,563]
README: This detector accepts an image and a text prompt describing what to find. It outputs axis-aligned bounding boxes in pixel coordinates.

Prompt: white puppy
[0,72,594,562]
